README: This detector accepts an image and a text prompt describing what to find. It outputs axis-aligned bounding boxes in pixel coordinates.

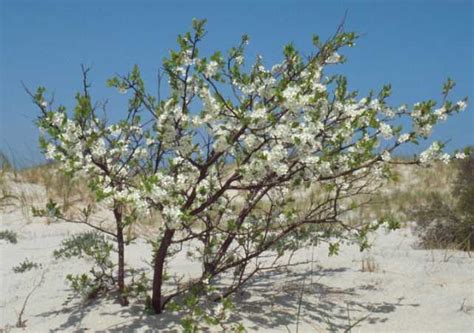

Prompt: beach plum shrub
[31,19,468,326]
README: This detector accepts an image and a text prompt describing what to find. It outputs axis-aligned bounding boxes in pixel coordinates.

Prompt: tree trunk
[152,228,175,314]
[113,206,129,306]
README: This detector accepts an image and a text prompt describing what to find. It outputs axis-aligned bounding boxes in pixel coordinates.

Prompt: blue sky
[1,0,473,167]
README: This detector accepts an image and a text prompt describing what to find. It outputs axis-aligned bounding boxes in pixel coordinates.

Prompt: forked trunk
[203,235,233,277]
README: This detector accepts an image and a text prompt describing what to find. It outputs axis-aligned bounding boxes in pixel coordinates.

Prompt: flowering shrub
[30,19,468,322]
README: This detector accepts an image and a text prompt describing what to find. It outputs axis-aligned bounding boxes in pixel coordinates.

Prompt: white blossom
[379,123,393,139]
[434,107,447,121]
[205,61,219,77]
[419,142,441,164]
[416,123,432,137]
[455,152,467,159]
[235,55,244,65]
[439,153,451,164]
[326,52,342,64]
[381,150,391,162]
[282,85,299,101]
[110,125,122,137]
[52,113,65,126]
[397,133,411,144]
[456,100,467,111]
[162,205,183,226]
[312,83,326,93]
[45,144,57,160]
[382,107,395,119]
[271,63,284,74]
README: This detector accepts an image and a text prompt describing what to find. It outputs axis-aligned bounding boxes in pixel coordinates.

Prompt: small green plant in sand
[12,258,41,273]
[0,230,18,244]
[54,231,116,300]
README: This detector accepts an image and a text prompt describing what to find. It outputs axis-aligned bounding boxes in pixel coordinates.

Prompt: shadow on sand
[36,265,420,332]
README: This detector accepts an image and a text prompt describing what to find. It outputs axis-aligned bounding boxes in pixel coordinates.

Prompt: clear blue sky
[1,0,473,167]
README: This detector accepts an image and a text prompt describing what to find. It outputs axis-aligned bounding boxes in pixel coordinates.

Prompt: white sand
[1,186,473,332]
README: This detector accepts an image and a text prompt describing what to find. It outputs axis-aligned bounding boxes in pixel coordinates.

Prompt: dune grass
[0,151,457,242]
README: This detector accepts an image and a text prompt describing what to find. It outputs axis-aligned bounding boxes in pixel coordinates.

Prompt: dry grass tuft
[361,256,378,273]
[1,153,94,222]
[341,161,456,227]
[18,163,93,211]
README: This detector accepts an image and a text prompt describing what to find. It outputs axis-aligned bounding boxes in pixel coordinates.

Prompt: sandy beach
[1,185,473,332]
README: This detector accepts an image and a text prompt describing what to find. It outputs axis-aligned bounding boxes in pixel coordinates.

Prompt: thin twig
[16,270,45,328]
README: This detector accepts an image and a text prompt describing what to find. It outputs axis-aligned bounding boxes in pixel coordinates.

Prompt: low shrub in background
[411,150,473,251]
